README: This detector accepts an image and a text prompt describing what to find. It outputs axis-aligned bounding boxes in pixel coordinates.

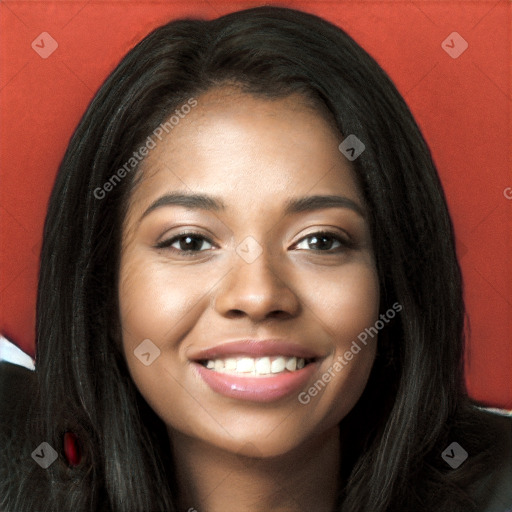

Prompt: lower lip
[193,361,320,402]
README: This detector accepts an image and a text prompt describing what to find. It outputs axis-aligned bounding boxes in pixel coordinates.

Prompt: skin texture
[118,86,380,511]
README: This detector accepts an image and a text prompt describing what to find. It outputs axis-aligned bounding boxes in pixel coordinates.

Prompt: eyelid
[155,228,354,256]
[295,227,353,245]
[154,230,216,251]
[292,229,354,252]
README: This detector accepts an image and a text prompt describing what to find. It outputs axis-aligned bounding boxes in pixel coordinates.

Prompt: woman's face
[118,86,380,458]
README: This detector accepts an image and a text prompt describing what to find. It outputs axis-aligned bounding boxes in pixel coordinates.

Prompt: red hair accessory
[63,431,82,467]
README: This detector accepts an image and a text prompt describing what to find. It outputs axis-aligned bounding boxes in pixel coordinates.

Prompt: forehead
[126,87,362,218]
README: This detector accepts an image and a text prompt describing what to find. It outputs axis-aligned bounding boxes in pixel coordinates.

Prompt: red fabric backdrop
[0,1,510,408]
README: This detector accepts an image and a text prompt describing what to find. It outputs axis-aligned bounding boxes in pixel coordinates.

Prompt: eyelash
[155,230,352,257]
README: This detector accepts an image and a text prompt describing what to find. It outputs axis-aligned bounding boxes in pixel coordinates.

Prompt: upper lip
[188,339,324,361]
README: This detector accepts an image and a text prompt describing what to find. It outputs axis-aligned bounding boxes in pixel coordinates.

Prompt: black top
[1,361,511,511]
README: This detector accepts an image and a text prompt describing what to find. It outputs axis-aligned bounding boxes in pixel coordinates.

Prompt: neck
[167,426,341,512]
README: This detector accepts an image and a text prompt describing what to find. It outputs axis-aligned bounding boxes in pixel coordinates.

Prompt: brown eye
[294,231,351,253]
[155,232,214,255]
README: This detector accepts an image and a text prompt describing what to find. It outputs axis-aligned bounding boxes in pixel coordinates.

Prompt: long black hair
[1,6,499,511]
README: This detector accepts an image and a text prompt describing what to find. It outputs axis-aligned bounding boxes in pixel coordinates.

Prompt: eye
[155,231,214,256]
[155,230,351,256]
[293,231,350,253]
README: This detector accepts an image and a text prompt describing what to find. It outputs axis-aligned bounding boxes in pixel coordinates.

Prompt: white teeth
[225,358,237,371]
[203,356,310,375]
[236,357,255,373]
[285,357,297,372]
[271,357,286,373]
[255,357,271,375]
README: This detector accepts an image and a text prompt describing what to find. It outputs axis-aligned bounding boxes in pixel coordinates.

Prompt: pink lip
[188,339,322,361]
[193,360,321,402]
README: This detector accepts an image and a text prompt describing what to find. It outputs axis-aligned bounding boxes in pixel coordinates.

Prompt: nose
[213,247,301,322]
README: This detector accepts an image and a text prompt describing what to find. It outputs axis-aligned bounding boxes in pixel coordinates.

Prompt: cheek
[117,253,206,427]
[300,259,380,344]
[118,252,207,349]
[117,246,381,449]
[294,260,380,424]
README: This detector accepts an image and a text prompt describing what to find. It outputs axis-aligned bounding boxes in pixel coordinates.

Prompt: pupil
[182,236,201,251]
[311,235,331,250]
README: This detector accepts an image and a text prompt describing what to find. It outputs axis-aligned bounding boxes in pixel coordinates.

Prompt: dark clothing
[1,361,511,511]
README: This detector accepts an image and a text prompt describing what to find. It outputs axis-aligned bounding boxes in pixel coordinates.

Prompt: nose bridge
[213,238,300,320]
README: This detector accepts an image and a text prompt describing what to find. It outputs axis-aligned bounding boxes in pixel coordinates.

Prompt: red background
[0,1,510,408]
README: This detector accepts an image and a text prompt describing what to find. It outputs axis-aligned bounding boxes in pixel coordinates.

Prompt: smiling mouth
[199,355,317,377]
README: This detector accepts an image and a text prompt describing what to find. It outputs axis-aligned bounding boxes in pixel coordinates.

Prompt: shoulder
[467,406,512,512]
[0,359,36,410]
[0,361,38,450]
[0,361,112,512]
[0,362,46,511]
[0,361,38,449]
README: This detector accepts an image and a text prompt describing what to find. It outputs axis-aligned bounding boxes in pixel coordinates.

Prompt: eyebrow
[139,192,365,221]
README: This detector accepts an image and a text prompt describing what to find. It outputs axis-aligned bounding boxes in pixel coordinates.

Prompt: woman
[1,6,510,512]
